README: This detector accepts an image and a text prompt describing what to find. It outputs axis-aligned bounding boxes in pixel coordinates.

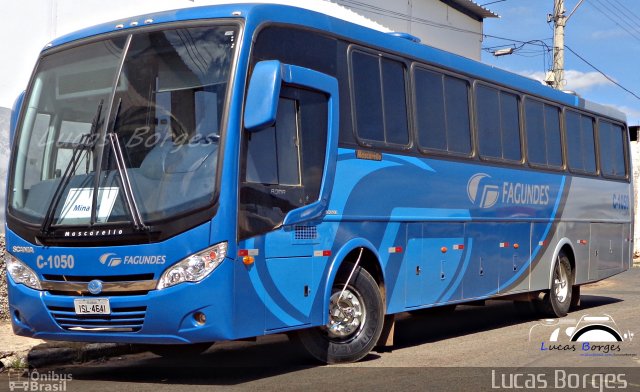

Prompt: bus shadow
[55,295,622,386]
[393,295,623,349]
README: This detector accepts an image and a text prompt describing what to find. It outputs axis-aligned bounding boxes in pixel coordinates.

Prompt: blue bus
[5,3,632,363]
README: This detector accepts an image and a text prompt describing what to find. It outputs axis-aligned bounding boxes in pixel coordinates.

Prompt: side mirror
[10,91,25,148]
[244,60,282,132]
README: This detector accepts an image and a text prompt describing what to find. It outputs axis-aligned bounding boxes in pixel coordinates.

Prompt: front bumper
[8,259,235,344]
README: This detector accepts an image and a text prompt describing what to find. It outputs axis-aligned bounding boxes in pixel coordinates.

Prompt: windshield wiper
[105,99,148,231]
[40,99,104,236]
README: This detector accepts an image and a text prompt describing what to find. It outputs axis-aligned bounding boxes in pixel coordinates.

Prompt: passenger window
[352,51,383,142]
[381,58,409,145]
[566,111,597,174]
[599,120,627,177]
[544,105,563,166]
[240,88,328,239]
[351,50,409,146]
[525,99,562,168]
[414,68,471,155]
[476,85,521,161]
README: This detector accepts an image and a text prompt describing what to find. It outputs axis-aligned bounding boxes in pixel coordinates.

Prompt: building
[334,0,497,60]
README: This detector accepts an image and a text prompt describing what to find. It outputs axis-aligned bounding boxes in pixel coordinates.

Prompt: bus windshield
[9,25,238,229]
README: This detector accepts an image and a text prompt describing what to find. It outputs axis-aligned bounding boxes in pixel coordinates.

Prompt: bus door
[236,62,338,334]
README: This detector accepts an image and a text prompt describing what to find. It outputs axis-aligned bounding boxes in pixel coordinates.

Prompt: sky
[480,0,640,125]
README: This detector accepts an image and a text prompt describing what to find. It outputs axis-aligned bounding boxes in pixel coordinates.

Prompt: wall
[335,0,483,60]
[632,138,640,256]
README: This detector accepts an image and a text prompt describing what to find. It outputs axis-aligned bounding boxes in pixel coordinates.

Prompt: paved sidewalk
[0,321,45,369]
[0,321,141,371]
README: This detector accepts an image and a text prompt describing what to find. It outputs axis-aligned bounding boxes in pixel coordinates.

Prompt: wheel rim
[326,287,366,341]
[554,259,569,303]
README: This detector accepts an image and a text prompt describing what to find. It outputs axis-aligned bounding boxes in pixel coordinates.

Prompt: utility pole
[546,0,566,89]
[546,0,585,89]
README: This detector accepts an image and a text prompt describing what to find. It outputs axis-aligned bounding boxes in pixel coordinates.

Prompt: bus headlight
[157,242,227,290]
[6,255,42,290]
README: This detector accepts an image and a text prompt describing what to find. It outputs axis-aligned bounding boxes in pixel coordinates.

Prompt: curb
[26,343,144,368]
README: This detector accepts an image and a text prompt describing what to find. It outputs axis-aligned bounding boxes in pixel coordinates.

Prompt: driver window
[239,87,328,239]
[246,98,301,186]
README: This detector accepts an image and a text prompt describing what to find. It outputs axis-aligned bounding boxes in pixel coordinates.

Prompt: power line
[565,45,640,101]
[338,0,639,102]
[599,0,640,37]
[586,0,640,42]
[479,0,507,6]
[610,0,640,21]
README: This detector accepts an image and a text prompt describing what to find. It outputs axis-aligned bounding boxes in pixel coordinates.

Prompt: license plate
[74,298,111,315]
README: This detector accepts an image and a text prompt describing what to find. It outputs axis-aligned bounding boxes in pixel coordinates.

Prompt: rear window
[598,120,627,178]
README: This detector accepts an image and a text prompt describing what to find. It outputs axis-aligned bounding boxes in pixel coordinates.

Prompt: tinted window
[476,85,521,161]
[415,68,471,154]
[501,92,521,161]
[566,111,597,174]
[246,98,300,185]
[351,50,409,146]
[352,51,384,141]
[382,58,409,145]
[525,99,562,168]
[545,105,563,166]
[415,69,445,150]
[241,89,328,239]
[599,120,627,177]
[525,100,545,164]
[445,77,472,154]
[252,27,337,77]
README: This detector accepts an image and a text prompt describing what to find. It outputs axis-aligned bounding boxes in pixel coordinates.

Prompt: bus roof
[44,2,626,123]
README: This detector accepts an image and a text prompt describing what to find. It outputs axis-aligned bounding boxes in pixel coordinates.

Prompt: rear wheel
[296,264,384,364]
[537,252,573,317]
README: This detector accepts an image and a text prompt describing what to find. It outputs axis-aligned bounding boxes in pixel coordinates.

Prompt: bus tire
[296,264,384,364]
[537,252,573,318]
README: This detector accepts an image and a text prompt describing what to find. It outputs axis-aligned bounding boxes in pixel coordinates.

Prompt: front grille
[43,274,155,282]
[41,274,157,296]
[48,305,147,332]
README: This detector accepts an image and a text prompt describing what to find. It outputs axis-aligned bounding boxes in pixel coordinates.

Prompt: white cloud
[517,69,613,91]
[591,28,627,40]
[607,105,640,125]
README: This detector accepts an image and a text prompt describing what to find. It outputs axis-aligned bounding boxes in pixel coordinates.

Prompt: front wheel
[296,264,384,364]
[537,252,573,317]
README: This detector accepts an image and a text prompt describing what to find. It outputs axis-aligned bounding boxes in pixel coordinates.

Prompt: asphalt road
[2,266,639,391]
